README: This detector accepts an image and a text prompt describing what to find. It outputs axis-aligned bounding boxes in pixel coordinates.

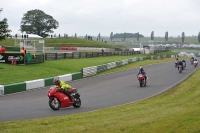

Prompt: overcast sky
[0,0,200,37]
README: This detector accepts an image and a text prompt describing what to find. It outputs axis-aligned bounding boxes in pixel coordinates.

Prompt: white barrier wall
[0,85,4,95]
[171,55,175,58]
[58,74,72,81]
[26,79,45,90]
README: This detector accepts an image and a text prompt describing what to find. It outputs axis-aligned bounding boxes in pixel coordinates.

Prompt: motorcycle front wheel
[49,98,60,110]
[139,80,143,87]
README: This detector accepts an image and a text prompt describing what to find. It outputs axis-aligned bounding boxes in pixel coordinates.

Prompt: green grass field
[0,56,198,133]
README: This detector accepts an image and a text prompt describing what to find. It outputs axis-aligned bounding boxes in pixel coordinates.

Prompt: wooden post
[64,53,66,59]
[45,53,47,60]
[55,53,57,60]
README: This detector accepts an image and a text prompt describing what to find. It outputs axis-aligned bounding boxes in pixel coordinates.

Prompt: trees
[110,32,113,43]
[137,32,139,41]
[85,34,87,40]
[151,31,154,41]
[182,32,185,43]
[0,18,11,41]
[98,33,101,41]
[198,32,200,43]
[20,9,59,38]
[165,31,168,42]
[123,32,126,42]
[112,33,144,38]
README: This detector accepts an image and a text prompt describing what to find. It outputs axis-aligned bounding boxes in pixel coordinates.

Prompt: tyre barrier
[82,56,146,78]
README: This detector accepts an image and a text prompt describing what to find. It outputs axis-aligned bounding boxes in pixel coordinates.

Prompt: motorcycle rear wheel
[73,97,81,108]
[49,98,60,110]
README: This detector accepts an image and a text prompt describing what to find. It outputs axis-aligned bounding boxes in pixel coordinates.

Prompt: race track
[0,60,198,122]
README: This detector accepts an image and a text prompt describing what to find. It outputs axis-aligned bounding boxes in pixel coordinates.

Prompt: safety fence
[44,51,141,60]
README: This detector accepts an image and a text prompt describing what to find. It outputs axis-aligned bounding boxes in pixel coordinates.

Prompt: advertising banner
[0,53,24,64]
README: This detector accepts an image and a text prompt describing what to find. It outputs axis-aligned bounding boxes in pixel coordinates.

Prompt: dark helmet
[140,66,143,71]
[53,77,60,85]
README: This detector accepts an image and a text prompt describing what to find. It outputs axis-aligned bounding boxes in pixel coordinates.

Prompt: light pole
[0,8,3,20]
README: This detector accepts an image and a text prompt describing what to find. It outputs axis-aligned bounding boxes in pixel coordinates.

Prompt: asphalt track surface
[0,60,198,122]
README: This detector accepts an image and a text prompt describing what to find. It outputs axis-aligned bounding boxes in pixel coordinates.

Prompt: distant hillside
[113,33,144,38]
[0,37,122,48]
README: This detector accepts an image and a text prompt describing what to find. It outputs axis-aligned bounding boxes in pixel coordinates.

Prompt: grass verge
[0,57,199,133]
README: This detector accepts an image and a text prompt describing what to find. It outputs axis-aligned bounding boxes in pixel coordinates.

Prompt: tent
[12,33,43,39]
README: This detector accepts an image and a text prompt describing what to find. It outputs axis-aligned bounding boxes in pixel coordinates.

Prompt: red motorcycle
[194,61,198,67]
[174,60,178,68]
[137,74,147,87]
[47,86,81,110]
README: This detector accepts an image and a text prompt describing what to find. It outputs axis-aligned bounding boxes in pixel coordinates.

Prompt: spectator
[101,49,104,53]
[0,46,6,53]
[20,46,26,55]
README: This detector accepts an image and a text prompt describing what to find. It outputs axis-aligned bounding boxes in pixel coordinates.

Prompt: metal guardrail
[44,51,141,60]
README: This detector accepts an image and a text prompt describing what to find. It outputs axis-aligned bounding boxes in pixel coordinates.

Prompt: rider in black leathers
[190,57,194,64]
[178,60,183,71]
[137,66,147,82]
